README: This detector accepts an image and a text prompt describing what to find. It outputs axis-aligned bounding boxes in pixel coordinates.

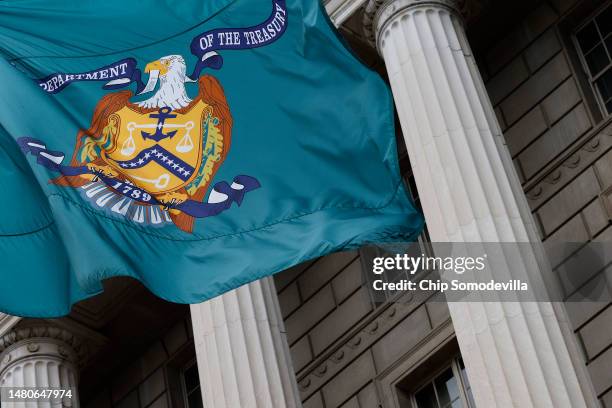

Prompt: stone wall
[81,1,612,406]
[277,0,612,406]
[480,0,612,405]
[275,253,452,408]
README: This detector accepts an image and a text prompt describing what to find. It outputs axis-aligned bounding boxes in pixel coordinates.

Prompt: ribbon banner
[35,0,287,94]
[17,137,260,218]
[188,0,287,79]
[37,58,146,94]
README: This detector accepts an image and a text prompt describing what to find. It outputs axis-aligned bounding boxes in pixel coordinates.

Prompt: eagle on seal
[53,55,232,233]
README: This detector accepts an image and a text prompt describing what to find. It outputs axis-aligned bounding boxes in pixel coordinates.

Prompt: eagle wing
[51,90,136,188]
[71,90,134,165]
[169,75,232,233]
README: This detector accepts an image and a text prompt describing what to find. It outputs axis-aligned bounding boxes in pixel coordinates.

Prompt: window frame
[572,0,612,116]
[409,356,473,408]
[179,358,203,408]
[164,340,202,408]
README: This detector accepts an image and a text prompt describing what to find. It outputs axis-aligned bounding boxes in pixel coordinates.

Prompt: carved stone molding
[0,325,87,368]
[296,288,438,401]
[525,121,612,212]
[324,0,369,27]
[0,314,21,337]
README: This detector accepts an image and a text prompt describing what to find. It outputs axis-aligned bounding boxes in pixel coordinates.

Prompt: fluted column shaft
[0,327,80,408]
[366,0,597,406]
[190,278,301,408]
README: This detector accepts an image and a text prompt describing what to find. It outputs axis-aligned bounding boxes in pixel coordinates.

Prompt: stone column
[0,326,82,408]
[363,0,598,406]
[190,277,301,408]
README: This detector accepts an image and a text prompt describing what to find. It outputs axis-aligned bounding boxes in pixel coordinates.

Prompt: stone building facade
[2,0,612,407]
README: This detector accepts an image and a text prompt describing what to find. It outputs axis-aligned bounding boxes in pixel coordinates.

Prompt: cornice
[324,0,369,27]
[0,314,21,337]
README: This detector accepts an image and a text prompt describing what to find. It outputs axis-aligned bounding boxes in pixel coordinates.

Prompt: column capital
[0,325,85,372]
[363,0,483,48]
[0,325,83,408]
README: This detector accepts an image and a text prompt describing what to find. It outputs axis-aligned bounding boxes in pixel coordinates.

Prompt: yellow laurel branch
[78,116,118,163]
[186,115,224,196]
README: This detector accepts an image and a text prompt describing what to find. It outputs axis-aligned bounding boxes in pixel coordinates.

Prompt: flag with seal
[0,0,423,317]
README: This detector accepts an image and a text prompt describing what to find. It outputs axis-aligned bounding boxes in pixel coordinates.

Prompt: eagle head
[137,55,193,110]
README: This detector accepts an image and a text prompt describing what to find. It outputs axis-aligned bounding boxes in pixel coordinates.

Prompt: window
[574,2,612,115]
[181,360,203,408]
[389,340,472,408]
[411,357,475,408]
[166,346,204,408]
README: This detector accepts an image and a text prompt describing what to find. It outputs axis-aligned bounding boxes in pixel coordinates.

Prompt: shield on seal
[102,100,214,194]
[46,73,234,233]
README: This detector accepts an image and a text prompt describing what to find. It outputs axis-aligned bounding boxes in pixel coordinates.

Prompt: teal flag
[0,0,423,317]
